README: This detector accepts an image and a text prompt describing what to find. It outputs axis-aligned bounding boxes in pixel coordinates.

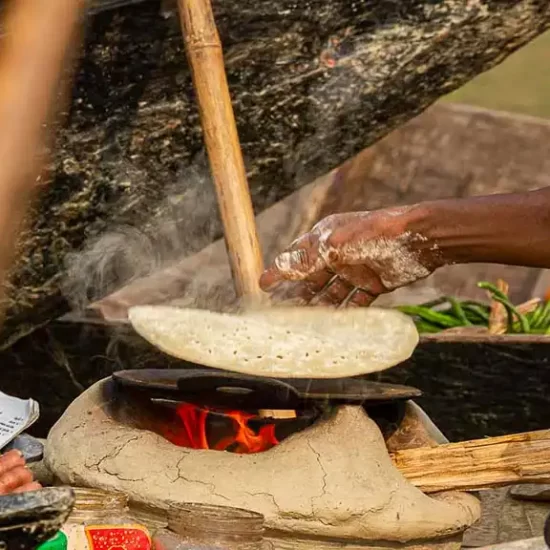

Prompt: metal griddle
[113,368,421,410]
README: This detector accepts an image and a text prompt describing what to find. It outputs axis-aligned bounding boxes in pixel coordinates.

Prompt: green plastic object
[36,531,68,550]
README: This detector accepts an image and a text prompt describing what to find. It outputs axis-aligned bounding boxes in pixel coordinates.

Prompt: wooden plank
[393,430,550,493]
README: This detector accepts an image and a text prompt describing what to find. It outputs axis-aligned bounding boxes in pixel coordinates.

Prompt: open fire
[160,402,280,454]
[110,369,422,457]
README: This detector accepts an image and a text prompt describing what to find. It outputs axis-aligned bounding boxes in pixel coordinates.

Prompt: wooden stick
[516,298,541,316]
[176,0,264,303]
[391,429,550,493]
[258,409,296,420]
[176,0,287,417]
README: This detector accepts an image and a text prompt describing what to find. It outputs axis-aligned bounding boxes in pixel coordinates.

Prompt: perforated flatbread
[128,305,418,379]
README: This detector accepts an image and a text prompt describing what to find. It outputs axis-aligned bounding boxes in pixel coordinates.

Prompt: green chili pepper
[414,321,442,334]
[445,296,472,326]
[462,312,487,326]
[477,282,509,301]
[490,295,530,333]
[396,306,464,328]
[533,300,550,329]
[527,305,543,328]
[461,303,490,323]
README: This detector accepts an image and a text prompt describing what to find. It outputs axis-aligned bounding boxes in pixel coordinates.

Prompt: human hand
[0,450,41,495]
[260,209,443,307]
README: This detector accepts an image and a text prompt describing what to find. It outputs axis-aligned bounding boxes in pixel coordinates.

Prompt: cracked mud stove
[44,335,550,549]
[44,365,484,549]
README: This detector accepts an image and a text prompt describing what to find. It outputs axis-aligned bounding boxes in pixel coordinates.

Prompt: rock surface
[2,0,550,347]
[464,487,550,547]
[0,487,74,550]
[46,378,480,543]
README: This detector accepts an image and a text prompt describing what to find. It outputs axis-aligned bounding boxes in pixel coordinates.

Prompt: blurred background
[445,30,550,118]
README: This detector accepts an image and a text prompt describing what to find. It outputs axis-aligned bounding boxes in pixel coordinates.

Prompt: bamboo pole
[176,0,264,304]
[177,0,286,417]
[392,429,550,493]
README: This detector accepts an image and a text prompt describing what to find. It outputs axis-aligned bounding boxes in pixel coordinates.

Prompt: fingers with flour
[260,233,325,289]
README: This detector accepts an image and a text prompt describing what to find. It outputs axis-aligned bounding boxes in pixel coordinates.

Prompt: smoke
[62,158,222,314]
[60,27,409,319]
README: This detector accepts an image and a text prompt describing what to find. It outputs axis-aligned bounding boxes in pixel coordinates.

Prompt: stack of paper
[0,391,39,451]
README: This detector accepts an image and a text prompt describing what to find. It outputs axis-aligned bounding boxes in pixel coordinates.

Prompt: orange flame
[161,403,279,454]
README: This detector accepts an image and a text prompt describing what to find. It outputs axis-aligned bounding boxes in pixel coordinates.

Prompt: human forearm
[0,0,85,309]
[260,187,550,306]
[404,187,550,269]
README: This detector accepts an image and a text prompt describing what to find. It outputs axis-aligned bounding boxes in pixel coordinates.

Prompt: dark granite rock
[1,0,549,348]
[3,434,44,464]
[511,485,550,503]
[0,487,74,550]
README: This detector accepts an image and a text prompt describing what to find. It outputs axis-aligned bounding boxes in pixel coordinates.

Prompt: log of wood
[2,0,549,348]
[393,430,550,493]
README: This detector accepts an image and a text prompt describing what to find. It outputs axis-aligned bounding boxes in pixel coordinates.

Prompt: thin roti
[128,305,419,379]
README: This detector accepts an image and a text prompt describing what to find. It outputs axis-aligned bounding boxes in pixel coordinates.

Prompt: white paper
[0,391,39,450]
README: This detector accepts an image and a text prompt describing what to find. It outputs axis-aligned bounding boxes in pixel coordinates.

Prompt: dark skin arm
[260,187,550,306]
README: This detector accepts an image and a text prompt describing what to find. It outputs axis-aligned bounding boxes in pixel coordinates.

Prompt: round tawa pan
[113,368,422,409]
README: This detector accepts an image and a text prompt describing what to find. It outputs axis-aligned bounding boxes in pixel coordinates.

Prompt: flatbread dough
[128,305,419,379]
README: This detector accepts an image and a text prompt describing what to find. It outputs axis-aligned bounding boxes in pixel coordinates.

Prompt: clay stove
[45,369,481,548]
